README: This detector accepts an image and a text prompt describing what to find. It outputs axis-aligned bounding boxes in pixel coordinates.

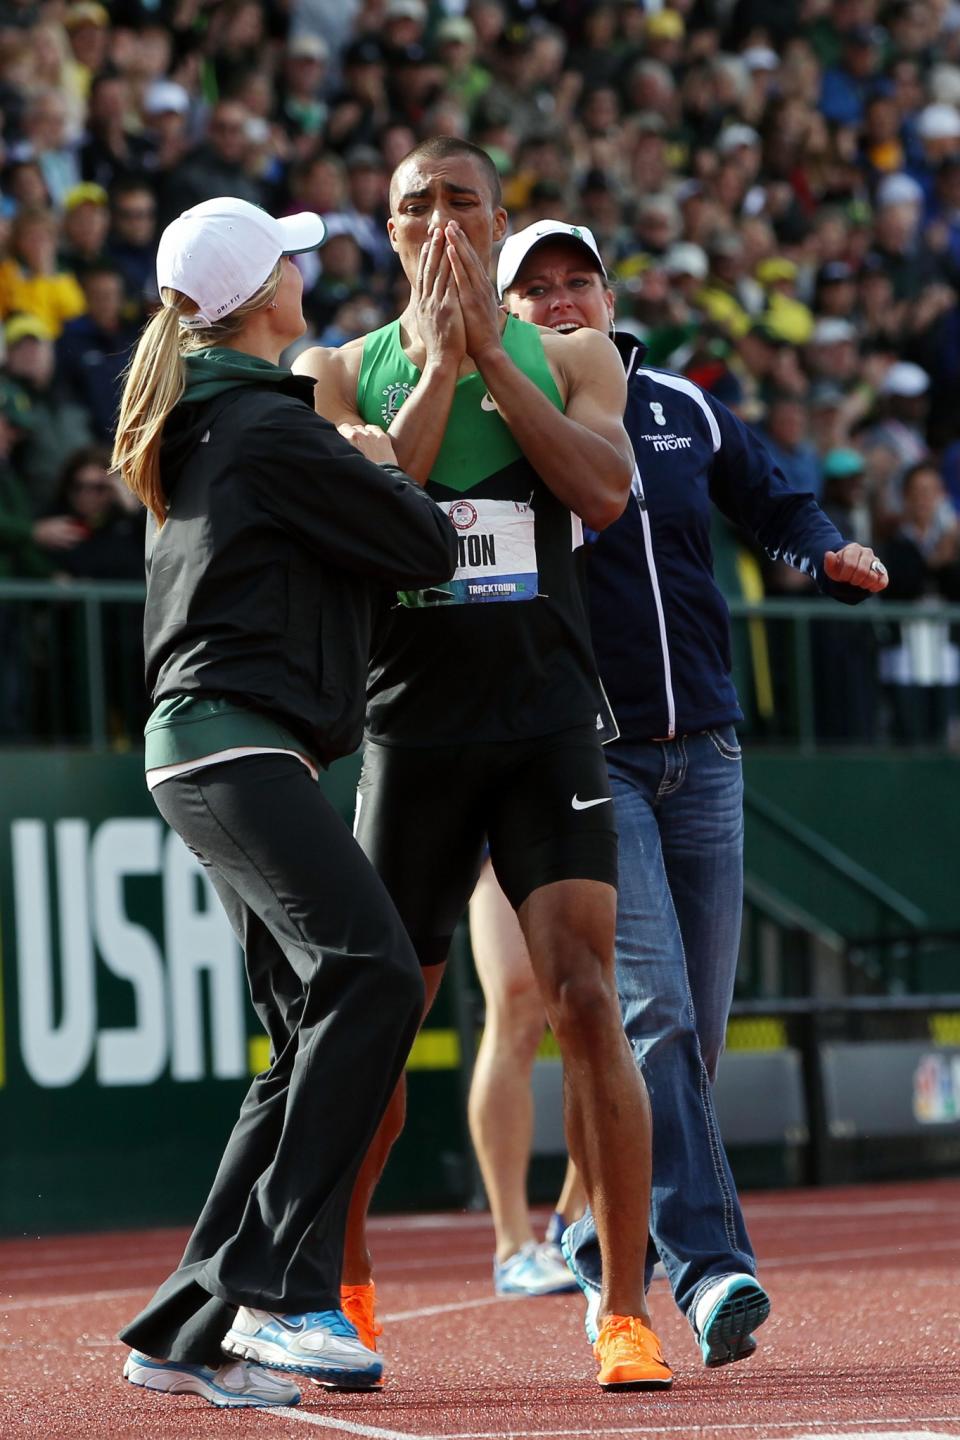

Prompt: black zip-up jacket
[144,371,457,765]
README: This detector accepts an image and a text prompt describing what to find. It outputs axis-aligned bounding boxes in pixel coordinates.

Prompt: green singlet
[356,314,605,747]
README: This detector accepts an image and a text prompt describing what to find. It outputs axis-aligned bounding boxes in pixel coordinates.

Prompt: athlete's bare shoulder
[293,335,366,384]
[536,324,624,402]
[537,324,618,364]
[292,336,367,422]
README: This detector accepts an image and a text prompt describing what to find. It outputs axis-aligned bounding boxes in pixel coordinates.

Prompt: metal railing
[0,578,146,747]
[727,596,960,753]
[1,581,959,750]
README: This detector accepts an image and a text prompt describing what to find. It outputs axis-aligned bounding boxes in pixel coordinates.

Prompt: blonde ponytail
[112,261,286,527]
[112,301,185,525]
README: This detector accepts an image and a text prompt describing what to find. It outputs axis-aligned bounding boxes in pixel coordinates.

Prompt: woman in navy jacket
[479,219,888,1370]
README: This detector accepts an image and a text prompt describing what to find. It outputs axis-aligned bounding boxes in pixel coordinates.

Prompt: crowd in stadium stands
[1,0,960,743]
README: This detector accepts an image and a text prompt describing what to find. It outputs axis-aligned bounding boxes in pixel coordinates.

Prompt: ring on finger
[870,558,887,575]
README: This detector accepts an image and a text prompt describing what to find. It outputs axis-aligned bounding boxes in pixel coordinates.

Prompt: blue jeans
[566,726,757,1322]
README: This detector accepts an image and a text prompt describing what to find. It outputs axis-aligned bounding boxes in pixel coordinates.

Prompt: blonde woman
[113,196,456,1409]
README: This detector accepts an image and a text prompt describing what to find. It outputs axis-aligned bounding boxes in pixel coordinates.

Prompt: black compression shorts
[354,725,618,966]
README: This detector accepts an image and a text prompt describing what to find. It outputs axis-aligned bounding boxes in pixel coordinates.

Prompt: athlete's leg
[564,733,764,1364]
[341,963,445,1285]
[344,740,486,1287]
[552,1159,585,1234]
[518,876,653,1328]
[467,856,548,1261]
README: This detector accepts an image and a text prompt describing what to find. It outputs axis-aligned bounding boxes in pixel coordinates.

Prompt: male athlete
[293,136,671,1390]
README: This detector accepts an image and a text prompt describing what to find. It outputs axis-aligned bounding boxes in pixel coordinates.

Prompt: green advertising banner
[0,751,471,1236]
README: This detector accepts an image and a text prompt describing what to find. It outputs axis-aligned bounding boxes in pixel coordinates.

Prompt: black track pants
[119,754,424,1367]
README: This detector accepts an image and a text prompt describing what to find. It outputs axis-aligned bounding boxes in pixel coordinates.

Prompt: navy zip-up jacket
[587,337,869,741]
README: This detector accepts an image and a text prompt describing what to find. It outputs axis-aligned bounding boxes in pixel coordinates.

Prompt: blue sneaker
[692,1274,770,1367]
[221,1306,383,1386]
[560,1225,601,1342]
[123,1351,300,1408]
[494,1241,579,1296]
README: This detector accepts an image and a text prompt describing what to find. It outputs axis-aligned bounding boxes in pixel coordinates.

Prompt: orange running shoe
[340,1282,383,1353]
[593,1315,673,1391]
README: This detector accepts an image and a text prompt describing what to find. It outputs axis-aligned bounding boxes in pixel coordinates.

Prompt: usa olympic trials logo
[379,382,414,428]
[449,500,478,530]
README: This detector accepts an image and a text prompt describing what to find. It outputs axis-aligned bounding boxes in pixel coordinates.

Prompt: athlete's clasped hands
[414,221,503,367]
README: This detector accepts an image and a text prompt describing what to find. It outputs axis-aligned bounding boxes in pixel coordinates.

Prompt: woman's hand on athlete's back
[339,422,398,466]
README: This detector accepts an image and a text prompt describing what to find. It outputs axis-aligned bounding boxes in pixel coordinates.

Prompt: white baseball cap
[742,46,779,72]
[918,102,960,141]
[812,317,857,346]
[496,220,606,299]
[876,172,924,209]
[663,241,708,279]
[879,360,930,397]
[156,196,326,329]
[716,123,761,153]
[143,79,190,116]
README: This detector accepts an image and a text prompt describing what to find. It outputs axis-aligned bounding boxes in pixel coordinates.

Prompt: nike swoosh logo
[273,1315,306,1332]
[571,795,611,810]
[480,392,497,412]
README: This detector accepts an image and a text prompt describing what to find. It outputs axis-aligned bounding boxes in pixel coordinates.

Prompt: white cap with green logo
[496,220,607,299]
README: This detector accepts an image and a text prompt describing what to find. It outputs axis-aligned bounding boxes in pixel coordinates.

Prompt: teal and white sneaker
[221,1307,383,1387]
[494,1241,579,1296]
[692,1274,770,1367]
[122,1350,300,1408]
[544,1211,566,1246]
[560,1226,601,1341]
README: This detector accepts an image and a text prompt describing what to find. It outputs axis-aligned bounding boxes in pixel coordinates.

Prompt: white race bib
[398,497,539,607]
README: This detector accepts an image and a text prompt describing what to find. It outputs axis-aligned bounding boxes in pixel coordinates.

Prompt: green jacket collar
[180,348,294,404]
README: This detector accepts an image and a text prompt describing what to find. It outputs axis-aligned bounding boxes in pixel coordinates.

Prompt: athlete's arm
[447,223,632,530]
[377,227,464,483]
[294,230,464,486]
[293,341,366,428]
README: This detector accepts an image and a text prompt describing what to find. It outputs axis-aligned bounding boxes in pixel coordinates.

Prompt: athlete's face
[387,155,507,284]
[505,240,614,335]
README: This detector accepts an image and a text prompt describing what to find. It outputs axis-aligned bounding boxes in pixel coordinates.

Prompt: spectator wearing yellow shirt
[695,230,757,340]
[0,209,86,338]
[755,257,815,345]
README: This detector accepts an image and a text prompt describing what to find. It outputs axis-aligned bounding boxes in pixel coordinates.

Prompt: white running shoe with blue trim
[560,1225,602,1341]
[122,1350,300,1408]
[221,1307,383,1386]
[494,1240,579,1296]
[692,1273,770,1367]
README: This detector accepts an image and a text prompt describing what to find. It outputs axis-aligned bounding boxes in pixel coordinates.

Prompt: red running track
[1,1178,959,1440]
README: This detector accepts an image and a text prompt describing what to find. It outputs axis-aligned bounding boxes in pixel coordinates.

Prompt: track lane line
[270,1411,419,1439]
[7,1234,960,1313]
[272,1414,960,1438]
[2,1250,497,1283]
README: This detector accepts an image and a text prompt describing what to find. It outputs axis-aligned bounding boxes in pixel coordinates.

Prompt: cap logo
[571,227,583,238]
